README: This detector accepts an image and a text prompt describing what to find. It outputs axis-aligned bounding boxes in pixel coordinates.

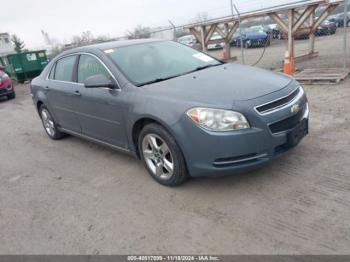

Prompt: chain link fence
[220,4,349,71]
[59,0,349,81]
[142,0,350,79]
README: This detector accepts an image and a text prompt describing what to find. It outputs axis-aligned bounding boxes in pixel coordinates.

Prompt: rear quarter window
[48,63,56,79]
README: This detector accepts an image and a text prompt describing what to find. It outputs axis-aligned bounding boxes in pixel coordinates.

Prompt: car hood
[141,63,293,107]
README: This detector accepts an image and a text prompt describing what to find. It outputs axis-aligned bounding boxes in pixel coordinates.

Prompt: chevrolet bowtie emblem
[291,104,300,114]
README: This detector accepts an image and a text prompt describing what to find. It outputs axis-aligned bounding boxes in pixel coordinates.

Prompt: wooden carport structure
[186,0,343,72]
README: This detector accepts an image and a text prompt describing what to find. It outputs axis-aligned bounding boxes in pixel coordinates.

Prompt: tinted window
[77,55,110,83]
[54,56,76,82]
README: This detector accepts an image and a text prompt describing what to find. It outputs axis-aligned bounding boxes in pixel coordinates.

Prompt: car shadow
[180,151,298,192]
[54,131,298,192]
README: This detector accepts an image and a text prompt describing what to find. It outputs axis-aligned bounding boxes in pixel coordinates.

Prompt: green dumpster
[0,50,48,82]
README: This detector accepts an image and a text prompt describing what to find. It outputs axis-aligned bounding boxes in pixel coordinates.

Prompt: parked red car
[0,65,15,100]
[276,27,310,40]
[315,20,337,36]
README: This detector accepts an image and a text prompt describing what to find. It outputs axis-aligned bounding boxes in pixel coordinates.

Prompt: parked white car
[207,32,224,50]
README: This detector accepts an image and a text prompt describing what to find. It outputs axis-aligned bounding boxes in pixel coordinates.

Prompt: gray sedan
[31,39,309,186]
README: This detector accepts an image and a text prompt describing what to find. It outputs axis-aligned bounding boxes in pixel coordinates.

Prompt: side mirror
[84,74,116,89]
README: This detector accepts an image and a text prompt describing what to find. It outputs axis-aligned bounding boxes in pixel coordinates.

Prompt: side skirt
[59,127,137,158]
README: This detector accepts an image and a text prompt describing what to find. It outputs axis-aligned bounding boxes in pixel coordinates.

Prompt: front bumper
[0,86,13,97]
[172,86,309,177]
[208,43,224,50]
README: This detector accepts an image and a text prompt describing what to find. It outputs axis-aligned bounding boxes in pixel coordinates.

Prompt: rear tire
[138,123,188,186]
[39,104,65,140]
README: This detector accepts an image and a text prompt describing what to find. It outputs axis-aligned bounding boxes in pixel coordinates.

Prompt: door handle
[44,86,50,90]
[73,90,81,97]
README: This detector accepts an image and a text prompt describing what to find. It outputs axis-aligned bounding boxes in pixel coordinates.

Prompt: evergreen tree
[11,35,25,53]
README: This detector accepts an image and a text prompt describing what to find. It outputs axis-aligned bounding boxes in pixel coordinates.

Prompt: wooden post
[288,9,295,58]
[223,23,231,60]
[287,9,296,74]
[200,25,207,52]
[309,10,315,55]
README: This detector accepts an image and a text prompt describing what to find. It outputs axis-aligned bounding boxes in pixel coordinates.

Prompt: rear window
[54,56,76,82]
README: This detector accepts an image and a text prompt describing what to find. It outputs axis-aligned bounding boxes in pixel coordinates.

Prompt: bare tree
[127,25,151,39]
[81,31,93,43]
[71,35,83,46]
[191,12,210,23]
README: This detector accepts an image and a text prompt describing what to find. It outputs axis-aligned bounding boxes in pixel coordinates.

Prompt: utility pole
[343,0,348,68]
[230,0,245,64]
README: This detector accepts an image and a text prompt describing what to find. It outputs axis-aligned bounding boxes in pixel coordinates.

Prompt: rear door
[46,55,81,133]
[71,54,128,148]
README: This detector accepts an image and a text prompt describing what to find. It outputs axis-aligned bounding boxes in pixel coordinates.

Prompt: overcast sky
[1,0,297,48]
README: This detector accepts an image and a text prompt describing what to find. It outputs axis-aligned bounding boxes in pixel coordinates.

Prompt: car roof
[63,39,166,54]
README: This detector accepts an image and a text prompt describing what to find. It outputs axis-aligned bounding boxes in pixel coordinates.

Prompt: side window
[77,54,110,83]
[48,63,56,79]
[54,56,76,82]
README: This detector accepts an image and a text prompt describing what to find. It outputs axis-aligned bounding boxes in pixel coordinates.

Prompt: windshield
[105,41,222,86]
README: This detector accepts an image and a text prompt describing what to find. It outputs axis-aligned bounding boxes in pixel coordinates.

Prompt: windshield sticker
[193,53,214,62]
[104,49,115,54]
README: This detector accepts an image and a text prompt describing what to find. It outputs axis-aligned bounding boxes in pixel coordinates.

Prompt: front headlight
[187,108,250,131]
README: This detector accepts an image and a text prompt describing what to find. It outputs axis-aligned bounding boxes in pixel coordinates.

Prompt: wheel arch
[131,116,179,159]
[36,100,44,114]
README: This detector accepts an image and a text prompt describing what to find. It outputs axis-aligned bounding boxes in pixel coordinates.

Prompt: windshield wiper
[138,75,181,87]
[138,63,223,87]
[187,63,223,74]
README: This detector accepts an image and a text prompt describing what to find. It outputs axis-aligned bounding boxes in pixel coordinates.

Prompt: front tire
[138,123,188,186]
[7,90,15,100]
[39,105,65,140]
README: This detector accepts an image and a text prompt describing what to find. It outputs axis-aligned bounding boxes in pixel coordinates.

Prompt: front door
[71,54,128,149]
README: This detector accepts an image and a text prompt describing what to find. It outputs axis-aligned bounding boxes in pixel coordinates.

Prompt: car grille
[269,105,305,134]
[256,87,300,114]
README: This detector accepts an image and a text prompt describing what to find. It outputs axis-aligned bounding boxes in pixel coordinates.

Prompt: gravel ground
[209,28,350,70]
[0,32,350,254]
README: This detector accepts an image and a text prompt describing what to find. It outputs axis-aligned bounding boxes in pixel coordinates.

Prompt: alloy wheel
[142,134,174,180]
[41,109,55,137]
